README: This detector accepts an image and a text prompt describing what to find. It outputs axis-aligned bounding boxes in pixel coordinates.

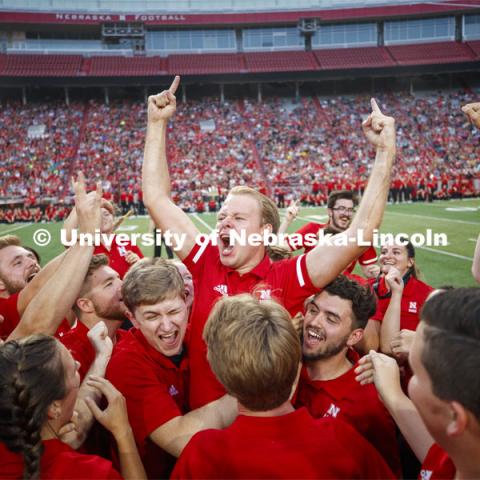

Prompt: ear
[446,401,468,437]
[407,257,415,269]
[125,308,139,328]
[262,223,273,235]
[75,297,95,315]
[347,328,364,347]
[47,401,62,421]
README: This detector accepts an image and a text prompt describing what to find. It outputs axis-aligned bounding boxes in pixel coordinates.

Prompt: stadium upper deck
[0,1,479,83]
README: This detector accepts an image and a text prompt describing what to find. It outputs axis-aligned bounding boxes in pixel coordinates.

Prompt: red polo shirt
[106,328,188,479]
[94,235,144,279]
[171,407,394,479]
[183,241,318,409]
[288,222,377,273]
[0,292,71,340]
[295,350,401,476]
[370,276,434,330]
[60,321,126,381]
[419,443,456,479]
[0,439,120,479]
[0,293,20,340]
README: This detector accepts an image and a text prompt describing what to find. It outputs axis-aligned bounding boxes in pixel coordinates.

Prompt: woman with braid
[0,335,146,479]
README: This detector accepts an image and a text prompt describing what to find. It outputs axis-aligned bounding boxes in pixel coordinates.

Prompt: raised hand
[72,172,102,235]
[85,376,132,441]
[362,98,396,151]
[391,328,415,362]
[285,200,299,223]
[384,266,404,295]
[354,350,402,406]
[125,251,141,265]
[462,102,480,129]
[148,76,180,123]
[87,321,113,359]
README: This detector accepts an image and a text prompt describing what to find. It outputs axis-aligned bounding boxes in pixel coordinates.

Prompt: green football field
[1,198,479,288]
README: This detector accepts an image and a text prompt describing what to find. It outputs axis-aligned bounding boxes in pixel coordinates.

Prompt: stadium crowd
[0,77,479,480]
[1,90,479,223]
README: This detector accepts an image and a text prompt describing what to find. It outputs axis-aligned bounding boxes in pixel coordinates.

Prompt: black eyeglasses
[332,207,356,215]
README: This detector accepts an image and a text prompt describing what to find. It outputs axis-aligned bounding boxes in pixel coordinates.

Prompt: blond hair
[0,235,21,251]
[122,257,185,312]
[204,294,300,411]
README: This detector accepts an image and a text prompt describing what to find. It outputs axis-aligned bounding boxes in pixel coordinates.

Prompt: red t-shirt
[183,241,318,409]
[288,222,377,273]
[418,443,456,480]
[370,276,434,330]
[94,235,144,279]
[0,439,121,479]
[106,328,188,479]
[171,407,394,479]
[295,351,401,476]
[60,321,126,381]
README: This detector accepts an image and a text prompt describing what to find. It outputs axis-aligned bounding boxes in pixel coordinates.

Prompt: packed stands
[0,89,479,222]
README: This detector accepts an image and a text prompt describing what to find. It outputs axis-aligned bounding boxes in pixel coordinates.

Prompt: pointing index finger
[169,75,180,95]
[370,98,382,115]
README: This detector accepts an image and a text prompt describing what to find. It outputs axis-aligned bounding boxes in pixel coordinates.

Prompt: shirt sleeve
[273,254,319,316]
[359,246,378,266]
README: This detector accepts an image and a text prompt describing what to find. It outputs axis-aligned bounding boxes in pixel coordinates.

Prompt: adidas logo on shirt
[213,284,228,296]
[168,385,179,397]
[419,470,432,480]
[408,301,417,313]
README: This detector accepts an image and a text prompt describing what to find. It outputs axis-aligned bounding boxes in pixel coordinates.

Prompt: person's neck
[449,435,480,480]
[238,400,294,418]
[306,349,353,381]
[40,419,62,442]
[235,250,266,276]
[80,315,122,340]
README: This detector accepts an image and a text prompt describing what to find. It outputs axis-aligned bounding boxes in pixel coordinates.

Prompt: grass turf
[1,198,478,288]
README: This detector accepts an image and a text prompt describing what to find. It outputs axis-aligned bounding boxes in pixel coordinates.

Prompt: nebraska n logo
[213,284,228,296]
[324,403,341,418]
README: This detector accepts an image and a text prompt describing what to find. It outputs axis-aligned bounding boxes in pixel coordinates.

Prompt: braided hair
[0,335,66,480]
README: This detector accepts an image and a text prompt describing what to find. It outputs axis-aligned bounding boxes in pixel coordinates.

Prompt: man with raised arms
[142,76,396,409]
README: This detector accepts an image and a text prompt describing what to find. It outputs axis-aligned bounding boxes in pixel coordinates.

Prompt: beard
[302,332,350,362]
[94,302,128,322]
[1,275,26,295]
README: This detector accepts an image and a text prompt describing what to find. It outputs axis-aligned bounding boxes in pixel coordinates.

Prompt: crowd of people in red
[0,76,479,480]
[1,90,479,223]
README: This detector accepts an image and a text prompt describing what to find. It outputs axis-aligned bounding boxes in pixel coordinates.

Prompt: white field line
[192,213,214,232]
[387,211,479,226]
[417,246,473,262]
[0,223,33,235]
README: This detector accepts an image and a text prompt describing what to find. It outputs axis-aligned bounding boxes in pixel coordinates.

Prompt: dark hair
[0,335,66,480]
[23,247,41,265]
[420,288,480,420]
[327,190,358,210]
[322,275,377,329]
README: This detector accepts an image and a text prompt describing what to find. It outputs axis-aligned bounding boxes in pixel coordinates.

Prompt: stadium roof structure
[0,0,480,25]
